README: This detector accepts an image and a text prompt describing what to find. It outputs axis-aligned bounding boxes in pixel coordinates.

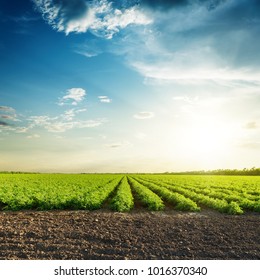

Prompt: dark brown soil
[0,209,259,260]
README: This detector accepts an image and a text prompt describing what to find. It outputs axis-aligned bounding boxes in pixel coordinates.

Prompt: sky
[0,0,260,173]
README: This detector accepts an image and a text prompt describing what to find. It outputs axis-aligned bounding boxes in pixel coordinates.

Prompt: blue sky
[0,0,260,172]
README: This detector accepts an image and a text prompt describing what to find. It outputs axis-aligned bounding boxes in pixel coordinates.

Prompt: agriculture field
[0,174,259,214]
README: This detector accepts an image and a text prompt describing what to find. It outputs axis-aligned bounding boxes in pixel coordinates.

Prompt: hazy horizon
[1,0,260,173]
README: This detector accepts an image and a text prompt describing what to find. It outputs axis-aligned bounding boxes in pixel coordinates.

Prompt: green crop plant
[110,176,134,212]
[82,177,122,210]
[0,173,259,214]
[138,176,244,214]
[134,177,200,212]
[128,177,164,211]
[226,201,243,215]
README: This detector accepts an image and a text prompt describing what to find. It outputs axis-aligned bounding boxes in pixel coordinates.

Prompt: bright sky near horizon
[0,0,260,172]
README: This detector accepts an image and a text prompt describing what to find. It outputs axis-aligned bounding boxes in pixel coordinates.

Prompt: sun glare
[179,120,233,164]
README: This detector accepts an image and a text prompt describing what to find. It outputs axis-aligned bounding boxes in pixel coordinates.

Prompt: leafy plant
[110,176,134,212]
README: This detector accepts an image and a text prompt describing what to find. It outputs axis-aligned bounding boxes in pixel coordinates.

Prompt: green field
[0,174,259,214]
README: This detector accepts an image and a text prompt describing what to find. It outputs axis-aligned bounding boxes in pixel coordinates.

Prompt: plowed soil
[0,210,259,260]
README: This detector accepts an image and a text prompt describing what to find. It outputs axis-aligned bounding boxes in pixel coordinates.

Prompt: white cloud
[134,111,154,119]
[59,88,86,106]
[105,141,131,149]
[62,108,86,121]
[16,127,30,133]
[33,0,260,85]
[132,61,260,83]
[172,96,199,104]
[75,49,100,58]
[27,134,41,139]
[244,121,258,129]
[33,0,94,35]
[99,1,260,85]
[1,115,14,120]
[63,109,75,121]
[98,96,112,103]
[0,105,20,122]
[29,115,51,124]
[76,119,105,129]
[90,3,153,39]
[0,94,99,135]
[33,0,152,37]
[28,114,105,133]
[135,132,147,140]
[239,141,260,150]
[0,106,16,112]
[44,121,74,132]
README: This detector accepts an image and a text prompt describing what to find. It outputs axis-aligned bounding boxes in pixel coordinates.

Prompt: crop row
[0,174,121,210]
[136,175,260,214]
[131,177,200,211]
[109,176,134,212]
[0,174,259,214]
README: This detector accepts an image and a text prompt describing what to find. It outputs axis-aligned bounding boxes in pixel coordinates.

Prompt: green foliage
[0,173,259,214]
[128,177,164,211]
[134,177,200,212]
[0,174,121,211]
[109,176,134,212]
[226,202,243,215]
[136,174,260,214]
[165,167,260,176]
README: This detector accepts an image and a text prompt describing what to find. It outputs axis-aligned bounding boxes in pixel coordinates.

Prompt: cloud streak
[33,0,260,84]
[98,96,112,103]
[33,0,152,37]
[105,141,131,149]
[0,106,16,112]
[0,90,104,134]
[134,111,154,119]
[0,121,10,127]
[27,112,105,133]
[59,88,86,106]
[0,105,19,122]
[240,141,260,150]
[104,0,260,84]
[33,0,92,34]
[27,134,41,139]
[244,122,258,130]
[1,115,14,119]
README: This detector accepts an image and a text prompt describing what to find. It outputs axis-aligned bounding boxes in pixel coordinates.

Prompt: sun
[192,126,225,155]
[179,119,233,165]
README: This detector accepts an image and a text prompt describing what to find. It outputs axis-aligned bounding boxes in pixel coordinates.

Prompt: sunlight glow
[179,119,233,165]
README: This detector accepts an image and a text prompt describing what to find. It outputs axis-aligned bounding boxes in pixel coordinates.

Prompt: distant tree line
[165,167,260,176]
[0,171,40,174]
[1,168,260,175]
